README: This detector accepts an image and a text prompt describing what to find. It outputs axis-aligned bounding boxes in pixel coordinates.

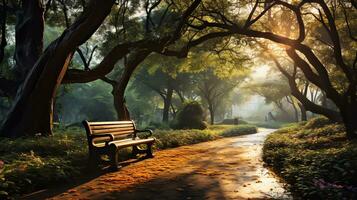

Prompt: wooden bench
[83,120,155,169]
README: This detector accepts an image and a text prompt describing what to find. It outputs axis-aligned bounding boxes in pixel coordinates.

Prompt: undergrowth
[263,117,357,199]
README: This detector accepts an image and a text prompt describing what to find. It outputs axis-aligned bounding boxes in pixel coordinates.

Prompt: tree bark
[208,104,215,125]
[298,103,307,121]
[113,88,131,121]
[0,0,115,137]
[13,0,44,82]
[292,103,299,122]
[286,96,299,122]
[162,84,173,122]
[114,50,151,120]
[340,104,357,139]
[0,0,7,64]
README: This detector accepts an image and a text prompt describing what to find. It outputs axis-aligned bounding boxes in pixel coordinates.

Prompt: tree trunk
[0,0,114,138]
[298,103,307,121]
[170,103,177,118]
[0,0,7,64]
[340,103,357,139]
[162,85,173,122]
[292,103,299,122]
[208,104,214,125]
[286,96,299,122]
[114,50,151,120]
[13,0,44,82]
[113,88,131,121]
[175,90,185,103]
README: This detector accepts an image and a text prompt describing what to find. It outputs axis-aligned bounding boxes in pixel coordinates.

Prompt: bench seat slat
[90,124,134,130]
[92,127,135,134]
[88,121,133,125]
[108,130,135,136]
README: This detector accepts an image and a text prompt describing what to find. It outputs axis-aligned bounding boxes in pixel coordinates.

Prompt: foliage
[220,118,248,125]
[263,117,357,199]
[154,124,257,149]
[55,81,116,124]
[220,125,257,137]
[0,127,87,199]
[171,101,207,130]
[304,116,332,129]
[251,121,297,129]
[146,121,171,130]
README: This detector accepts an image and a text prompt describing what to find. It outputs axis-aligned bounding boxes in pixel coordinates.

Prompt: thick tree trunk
[114,50,151,120]
[13,0,44,82]
[113,89,131,121]
[340,103,357,139]
[0,0,114,137]
[298,103,307,121]
[162,86,173,122]
[0,0,7,64]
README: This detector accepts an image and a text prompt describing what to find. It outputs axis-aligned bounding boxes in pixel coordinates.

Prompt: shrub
[251,121,300,129]
[263,118,357,199]
[221,125,257,137]
[304,116,331,129]
[0,128,87,199]
[146,121,171,130]
[220,118,248,125]
[172,101,207,130]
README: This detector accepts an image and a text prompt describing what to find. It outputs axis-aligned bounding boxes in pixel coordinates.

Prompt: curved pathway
[31,128,291,200]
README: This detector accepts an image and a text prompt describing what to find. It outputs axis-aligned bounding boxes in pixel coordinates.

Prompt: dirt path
[32,128,291,200]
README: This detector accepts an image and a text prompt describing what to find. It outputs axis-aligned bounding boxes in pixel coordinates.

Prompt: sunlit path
[27,128,291,200]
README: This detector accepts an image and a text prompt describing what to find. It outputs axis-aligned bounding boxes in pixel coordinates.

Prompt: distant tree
[133,53,198,122]
[247,80,296,121]
[196,69,243,125]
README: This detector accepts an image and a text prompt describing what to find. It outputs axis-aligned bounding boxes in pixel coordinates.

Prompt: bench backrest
[83,120,137,147]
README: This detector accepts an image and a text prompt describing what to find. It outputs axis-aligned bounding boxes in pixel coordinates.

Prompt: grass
[250,121,294,129]
[263,117,357,199]
[0,124,257,199]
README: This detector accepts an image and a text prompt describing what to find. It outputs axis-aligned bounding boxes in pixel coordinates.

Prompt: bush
[220,118,248,125]
[172,101,207,130]
[221,125,257,137]
[251,121,298,129]
[263,118,357,199]
[154,124,257,149]
[304,116,332,129]
[0,128,87,199]
[146,121,171,130]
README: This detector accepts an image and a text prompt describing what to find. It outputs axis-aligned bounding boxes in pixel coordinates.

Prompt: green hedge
[0,124,257,199]
[263,117,357,199]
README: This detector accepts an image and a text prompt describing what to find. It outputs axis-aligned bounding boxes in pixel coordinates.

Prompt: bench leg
[132,146,139,158]
[88,151,101,170]
[146,143,154,158]
[109,144,119,170]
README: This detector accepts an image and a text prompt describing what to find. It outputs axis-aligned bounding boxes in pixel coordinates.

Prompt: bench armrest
[135,129,153,138]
